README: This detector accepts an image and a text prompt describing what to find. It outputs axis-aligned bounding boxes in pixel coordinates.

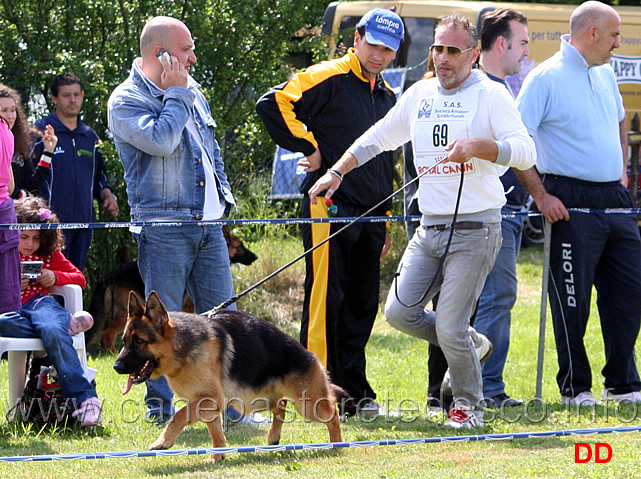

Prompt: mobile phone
[21,260,43,279]
[156,48,172,66]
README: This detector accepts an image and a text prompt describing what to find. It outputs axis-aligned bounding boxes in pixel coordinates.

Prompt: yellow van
[322,1,641,117]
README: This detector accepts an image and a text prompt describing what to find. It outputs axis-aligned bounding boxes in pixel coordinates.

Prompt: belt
[428,221,484,231]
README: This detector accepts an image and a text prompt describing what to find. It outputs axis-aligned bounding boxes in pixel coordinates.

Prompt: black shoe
[338,398,358,418]
[484,393,522,408]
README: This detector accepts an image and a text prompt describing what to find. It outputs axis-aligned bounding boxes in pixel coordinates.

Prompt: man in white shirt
[309,13,535,429]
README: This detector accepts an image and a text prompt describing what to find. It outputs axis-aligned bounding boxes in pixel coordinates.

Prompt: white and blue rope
[0,208,639,231]
[0,425,640,462]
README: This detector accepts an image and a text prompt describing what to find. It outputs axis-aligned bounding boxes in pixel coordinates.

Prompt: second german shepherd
[113,291,343,462]
[87,225,258,354]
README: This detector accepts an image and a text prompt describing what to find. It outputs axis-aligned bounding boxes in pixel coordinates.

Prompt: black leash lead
[393,166,465,308]
[204,155,451,317]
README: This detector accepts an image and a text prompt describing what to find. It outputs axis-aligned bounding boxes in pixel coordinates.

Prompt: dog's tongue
[122,374,134,395]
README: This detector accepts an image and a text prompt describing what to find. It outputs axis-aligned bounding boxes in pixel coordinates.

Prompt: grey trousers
[385,223,501,407]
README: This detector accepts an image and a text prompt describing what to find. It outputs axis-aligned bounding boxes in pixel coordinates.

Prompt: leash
[203,155,451,317]
[392,165,465,308]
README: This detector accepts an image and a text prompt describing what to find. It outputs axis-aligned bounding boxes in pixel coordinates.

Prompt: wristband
[39,154,52,167]
[327,168,343,182]
[42,151,54,158]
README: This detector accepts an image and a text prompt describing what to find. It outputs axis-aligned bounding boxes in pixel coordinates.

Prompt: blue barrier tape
[1,215,399,231]
[0,208,639,231]
[0,425,639,462]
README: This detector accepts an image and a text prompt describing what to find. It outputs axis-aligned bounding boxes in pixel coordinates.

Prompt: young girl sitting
[0,196,102,426]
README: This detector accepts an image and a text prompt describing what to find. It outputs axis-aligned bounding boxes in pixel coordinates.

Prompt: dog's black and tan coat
[88,226,257,354]
[114,291,343,462]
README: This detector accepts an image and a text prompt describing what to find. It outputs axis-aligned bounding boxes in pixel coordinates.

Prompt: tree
[0,0,328,294]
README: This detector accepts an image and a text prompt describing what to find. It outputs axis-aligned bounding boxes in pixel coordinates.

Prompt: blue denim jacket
[107,59,235,221]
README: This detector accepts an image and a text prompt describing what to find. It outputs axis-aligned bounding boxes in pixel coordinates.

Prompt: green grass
[1,228,641,478]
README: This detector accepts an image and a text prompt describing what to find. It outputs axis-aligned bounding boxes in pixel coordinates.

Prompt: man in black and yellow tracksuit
[256,8,404,415]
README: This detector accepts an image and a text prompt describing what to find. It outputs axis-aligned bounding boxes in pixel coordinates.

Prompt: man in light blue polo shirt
[516,1,641,407]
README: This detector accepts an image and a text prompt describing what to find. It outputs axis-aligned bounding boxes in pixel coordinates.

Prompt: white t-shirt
[348,70,535,217]
[186,117,225,220]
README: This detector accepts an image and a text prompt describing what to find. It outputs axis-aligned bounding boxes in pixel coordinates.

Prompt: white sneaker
[358,399,383,419]
[442,405,483,430]
[473,332,494,363]
[601,389,641,404]
[561,391,598,407]
[72,397,103,427]
[424,405,447,420]
[352,399,402,420]
[424,397,447,419]
[237,411,272,426]
[441,332,493,396]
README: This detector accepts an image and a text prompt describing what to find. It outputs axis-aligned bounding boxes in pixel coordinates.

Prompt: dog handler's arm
[308,152,359,205]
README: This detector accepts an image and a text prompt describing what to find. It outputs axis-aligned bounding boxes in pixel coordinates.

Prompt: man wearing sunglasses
[434,7,532,415]
[309,13,535,429]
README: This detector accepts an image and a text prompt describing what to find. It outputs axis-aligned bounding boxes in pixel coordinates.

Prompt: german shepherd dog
[87,225,257,354]
[113,291,343,463]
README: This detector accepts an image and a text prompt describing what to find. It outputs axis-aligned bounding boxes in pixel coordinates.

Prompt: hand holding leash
[445,138,499,164]
[309,172,342,204]
[206,154,451,315]
[308,152,359,204]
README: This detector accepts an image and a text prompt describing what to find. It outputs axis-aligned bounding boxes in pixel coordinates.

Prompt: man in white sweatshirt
[309,13,535,429]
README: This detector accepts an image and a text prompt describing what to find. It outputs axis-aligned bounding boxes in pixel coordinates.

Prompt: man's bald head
[569,1,620,67]
[570,1,618,38]
[140,16,188,56]
[138,16,196,89]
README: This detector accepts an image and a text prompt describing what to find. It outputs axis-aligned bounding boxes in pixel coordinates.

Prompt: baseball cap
[357,8,405,52]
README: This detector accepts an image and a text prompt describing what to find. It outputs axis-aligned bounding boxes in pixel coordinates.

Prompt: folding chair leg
[7,350,28,421]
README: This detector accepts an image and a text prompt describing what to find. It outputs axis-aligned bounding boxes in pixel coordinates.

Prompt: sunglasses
[430,44,475,56]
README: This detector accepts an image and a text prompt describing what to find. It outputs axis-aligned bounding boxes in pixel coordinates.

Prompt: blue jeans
[385,222,502,406]
[473,205,523,398]
[0,294,97,404]
[133,224,235,418]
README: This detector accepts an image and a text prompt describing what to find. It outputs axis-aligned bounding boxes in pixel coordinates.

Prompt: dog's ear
[128,290,145,318]
[145,291,170,332]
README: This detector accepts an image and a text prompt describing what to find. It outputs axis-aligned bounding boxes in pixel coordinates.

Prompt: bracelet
[42,151,54,158]
[327,168,343,182]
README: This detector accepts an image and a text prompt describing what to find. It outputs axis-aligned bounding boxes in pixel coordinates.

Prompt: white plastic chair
[0,284,89,419]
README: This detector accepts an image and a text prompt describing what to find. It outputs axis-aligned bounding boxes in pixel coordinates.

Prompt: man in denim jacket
[108,16,236,423]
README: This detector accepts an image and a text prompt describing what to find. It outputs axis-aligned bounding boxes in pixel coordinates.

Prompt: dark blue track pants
[543,175,641,397]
